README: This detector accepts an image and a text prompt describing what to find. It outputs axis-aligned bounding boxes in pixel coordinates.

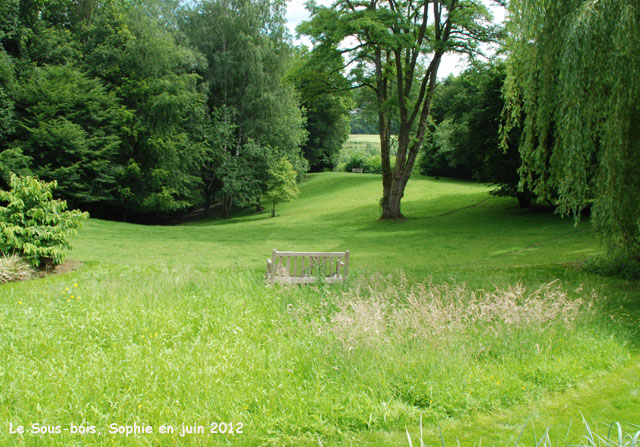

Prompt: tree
[0,0,213,219]
[502,0,640,255]
[419,62,527,205]
[10,65,126,209]
[301,0,499,219]
[182,0,307,217]
[0,49,15,146]
[289,47,352,172]
[349,87,384,134]
[80,7,211,217]
[266,157,300,217]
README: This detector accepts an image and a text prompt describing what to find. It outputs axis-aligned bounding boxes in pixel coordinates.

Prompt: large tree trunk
[381,179,404,219]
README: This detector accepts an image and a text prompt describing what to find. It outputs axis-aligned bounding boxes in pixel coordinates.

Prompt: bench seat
[266,250,350,284]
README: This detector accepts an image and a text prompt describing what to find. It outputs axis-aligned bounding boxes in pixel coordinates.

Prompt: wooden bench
[351,167,363,173]
[266,249,350,284]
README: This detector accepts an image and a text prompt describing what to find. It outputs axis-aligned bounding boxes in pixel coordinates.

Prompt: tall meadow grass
[0,266,631,446]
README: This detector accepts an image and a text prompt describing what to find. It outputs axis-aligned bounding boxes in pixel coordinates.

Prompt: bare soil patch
[39,259,83,277]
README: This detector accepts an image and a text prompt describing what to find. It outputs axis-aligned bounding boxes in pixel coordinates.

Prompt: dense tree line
[0,0,349,220]
[419,62,529,207]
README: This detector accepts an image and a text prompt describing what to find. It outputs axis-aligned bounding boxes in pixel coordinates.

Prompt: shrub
[344,154,395,174]
[345,154,366,172]
[0,254,36,283]
[0,174,88,268]
[584,250,640,280]
[363,155,382,173]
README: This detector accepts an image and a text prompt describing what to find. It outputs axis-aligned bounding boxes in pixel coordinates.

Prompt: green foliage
[344,153,390,174]
[183,0,307,217]
[289,47,352,172]
[0,49,15,144]
[350,87,391,135]
[503,0,640,255]
[219,140,269,211]
[0,174,88,267]
[419,63,528,205]
[0,147,32,184]
[266,157,300,217]
[344,154,366,172]
[301,0,501,218]
[80,8,210,216]
[0,0,214,218]
[0,0,309,221]
[584,250,640,281]
[10,65,126,208]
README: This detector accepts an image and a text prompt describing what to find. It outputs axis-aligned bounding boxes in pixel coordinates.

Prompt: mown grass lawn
[1,172,638,446]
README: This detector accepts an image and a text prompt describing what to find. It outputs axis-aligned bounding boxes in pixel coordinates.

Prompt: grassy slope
[72,173,598,275]
[2,172,638,446]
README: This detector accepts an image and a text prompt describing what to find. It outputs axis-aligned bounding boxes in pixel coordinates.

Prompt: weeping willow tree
[502,0,640,256]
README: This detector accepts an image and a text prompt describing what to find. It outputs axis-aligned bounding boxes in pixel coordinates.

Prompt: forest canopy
[0,0,350,221]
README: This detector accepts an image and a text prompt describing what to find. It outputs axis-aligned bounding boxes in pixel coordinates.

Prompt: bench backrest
[267,249,349,283]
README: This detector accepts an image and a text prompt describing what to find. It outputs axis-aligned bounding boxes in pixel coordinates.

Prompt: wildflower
[73,283,78,288]
[18,301,22,304]
[71,295,74,299]
[497,381,500,385]
[138,404,142,409]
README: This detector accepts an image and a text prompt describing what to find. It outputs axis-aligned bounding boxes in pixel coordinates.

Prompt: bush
[0,174,88,268]
[363,155,382,173]
[345,154,366,172]
[584,250,640,280]
[0,254,36,283]
[344,154,394,174]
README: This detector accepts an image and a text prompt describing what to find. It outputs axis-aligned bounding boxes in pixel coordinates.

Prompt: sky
[285,0,506,79]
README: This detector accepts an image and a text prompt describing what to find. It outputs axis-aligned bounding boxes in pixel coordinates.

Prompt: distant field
[337,134,384,168]
[2,172,638,446]
[346,134,381,144]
